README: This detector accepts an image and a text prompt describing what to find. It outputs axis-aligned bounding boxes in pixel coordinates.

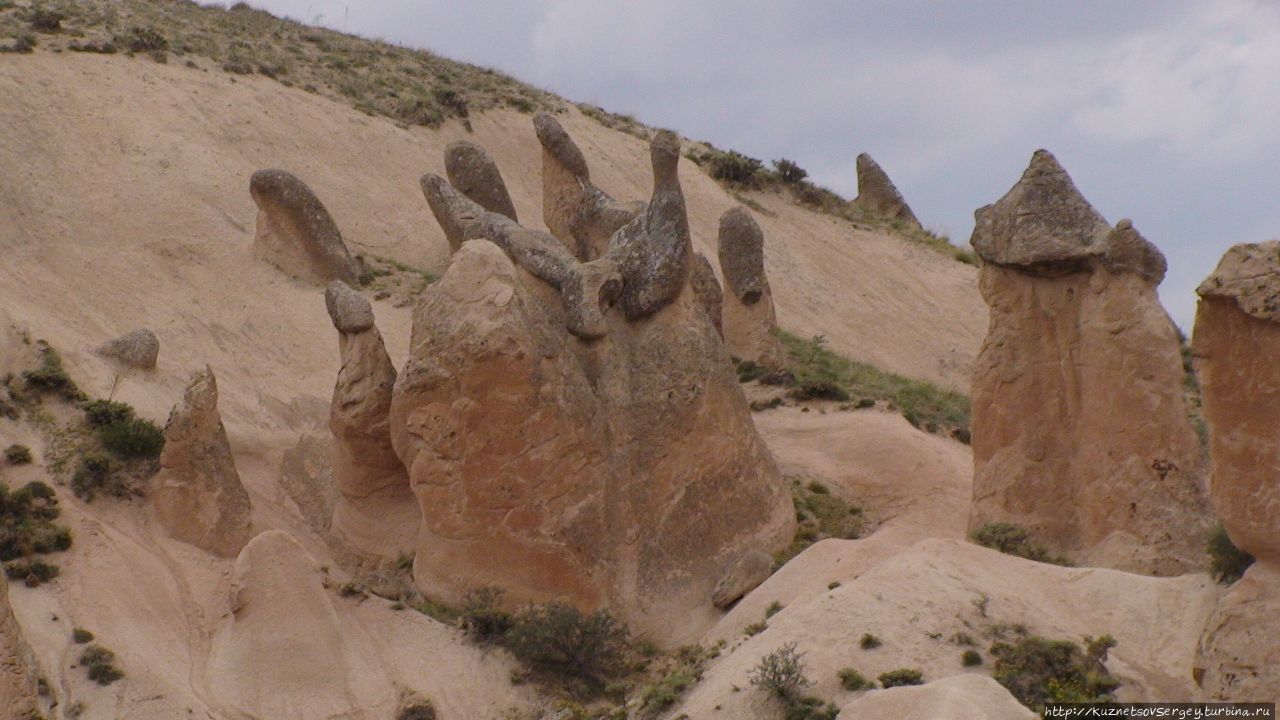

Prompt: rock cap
[324,281,375,334]
[1196,240,1280,323]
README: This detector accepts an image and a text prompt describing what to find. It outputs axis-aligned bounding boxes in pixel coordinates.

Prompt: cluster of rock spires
[967,149,1210,576]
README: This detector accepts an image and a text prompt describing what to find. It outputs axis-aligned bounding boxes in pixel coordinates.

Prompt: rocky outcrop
[534,112,643,261]
[968,150,1209,575]
[96,328,159,369]
[851,153,922,231]
[444,140,518,222]
[717,207,784,367]
[207,531,392,719]
[325,282,417,559]
[1190,242,1280,700]
[152,367,252,557]
[394,132,793,645]
[690,252,723,336]
[710,549,773,608]
[249,169,360,284]
[0,579,39,718]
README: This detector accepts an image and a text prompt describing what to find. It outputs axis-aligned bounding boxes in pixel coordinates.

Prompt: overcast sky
[243,0,1280,329]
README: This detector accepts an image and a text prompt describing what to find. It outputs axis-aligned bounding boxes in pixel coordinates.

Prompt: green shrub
[749,642,811,700]
[859,633,881,650]
[788,380,850,402]
[27,7,65,32]
[73,628,94,644]
[783,695,839,720]
[0,481,70,564]
[971,522,1070,566]
[991,635,1119,711]
[504,602,628,686]
[397,703,436,720]
[99,417,164,459]
[776,477,863,566]
[640,669,695,715]
[22,344,81,400]
[79,645,124,686]
[765,601,784,618]
[744,621,768,637]
[878,668,924,688]
[736,359,768,383]
[773,159,808,184]
[962,649,983,666]
[837,666,871,691]
[1207,524,1254,584]
[5,559,59,587]
[71,454,130,501]
[704,149,766,187]
[1,34,36,53]
[84,399,135,427]
[4,444,32,465]
[120,26,167,53]
[460,586,512,643]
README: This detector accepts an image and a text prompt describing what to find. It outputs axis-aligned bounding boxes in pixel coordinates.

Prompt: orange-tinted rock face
[0,580,38,717]
[1193,563,1280,702]
[389,241,794,644]
[969,150,1209,575]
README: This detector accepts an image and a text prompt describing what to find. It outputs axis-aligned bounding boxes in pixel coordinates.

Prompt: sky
[242,0,1280,329]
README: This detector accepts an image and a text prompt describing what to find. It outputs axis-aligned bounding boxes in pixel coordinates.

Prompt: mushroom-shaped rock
[717,207,784,367]
[0,580,38,716]
[96,328,159,369]
[207,531,393,719]
[851,153,923,231]
[534,111,643,261]
[690,252,724,337]
[444,140,518,222]
[249,169,359,284]
[968,150,1209,575]
[325,282,417,558]
[151,367,252,557]
[605,130,690,320]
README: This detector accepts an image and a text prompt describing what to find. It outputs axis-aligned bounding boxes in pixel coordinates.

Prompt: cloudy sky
[246,0,1280,328]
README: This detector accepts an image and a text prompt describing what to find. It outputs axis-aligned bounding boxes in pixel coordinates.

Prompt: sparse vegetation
[72,627,94,644]
[773,158,808,184]
[1207,524,1254,584]
[878,668,924,688]
[397,702,437,720]
[837,667,871,691]
[700,148,768,188]
[744,621,768,637]
[5,559,60,587]
[79,644,125,686]
[4,444,32,465]
[460,586,513,643]
[0,480,71,586]
[859,633,881,650]
[775,476,864,565]
[765,600,784,618]
[749,642,811,700]
[27,6,65,33]
[21,342,82,401]
[991,634,1120,711]
[971,522,1071,566]
[71,453,130,501]
[503,602,628,690]
[962,649,983,666]
[637,645,716,717]
[778,331,970,440]
[97,416,164,459]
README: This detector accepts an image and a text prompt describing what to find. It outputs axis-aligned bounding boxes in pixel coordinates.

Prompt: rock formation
[851,152,922,231]
[96,328,159,369]
[443,140,518,222]
[690,252,723,336]
[324,281,418,558]
[249,169,360,284]
[1190,242,1280,700]
[207,530,392,719]
[0,579,39,718]
[968,149,1209,575]
[395,129,794,644]
[151,366,252,557]
[717,207,785,367]
[836,674,1036,720]
[533,111,643,260]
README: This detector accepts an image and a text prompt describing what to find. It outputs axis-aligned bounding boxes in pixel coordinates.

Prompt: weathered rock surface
[1193,563,1280,702]
[325,281,417,558]
[207,530,392,719]
[96,328,159,369]
[969,150,1209,575]
[690,252,723,336]
[605,130,690,320]
[1192,241,1280,563]
[390,237,794,644]
[249,169,359,284]
[836,674,1036,720]
[152,367,252,557]
[534,111,643,260]
[718,207,784,367]
[0,579,38,718]
[710,549,774,608]
[851,152,922,231]
[444,140,518,222]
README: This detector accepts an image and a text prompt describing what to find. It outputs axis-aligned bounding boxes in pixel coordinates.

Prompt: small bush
[504,602,628,686]
[98,417,164,459]
[68,40,117,54]
[736,359,767,384]
[22,344,81,400]
[27,7,65,33]
[704,149,766,187]
[0,481,70,564]
[460,586,512,643]
[73,628,94,644]
[4,444,32,465]
[121,26,167,53]
[783,695,840,720]
[991,634,1119,711]
[878,668,924,688]
[788,381,850,402]
[79,645,124,686]
[1,34,37,53]
[962,649,983,667]
[749,642,811,700]
[971,522,1070,566]
[1207,524,1254,584]
[71,454,129,501]
[5,559,59,587]
[773,159,808,184]
[837,666,871,691]
[84,399,134,427]
[859,633,881,650]
[743,621,768,637]
[765,600,784,618]
[397,703,436,720]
